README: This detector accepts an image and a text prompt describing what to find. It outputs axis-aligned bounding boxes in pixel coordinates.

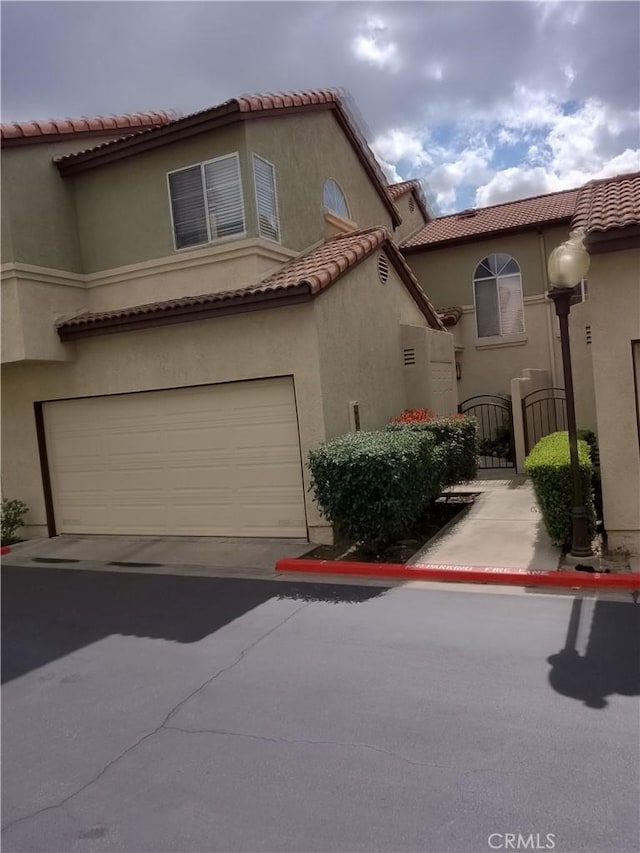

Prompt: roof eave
[57,285,312,341]
[585,223,640,255]
[401,216,574,253]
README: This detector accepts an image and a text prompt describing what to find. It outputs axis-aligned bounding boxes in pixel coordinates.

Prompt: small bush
[525,432,596,547]
[387,415,479,485]
[1,498,29,545]
[308,430,443,554]
[577,429,603,521]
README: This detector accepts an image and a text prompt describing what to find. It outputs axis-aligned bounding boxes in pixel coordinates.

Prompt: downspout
[538,227,558,387]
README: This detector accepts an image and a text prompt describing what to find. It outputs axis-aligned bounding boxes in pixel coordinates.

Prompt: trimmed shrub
[387,415,479,485]
[577,429,603,522]
[525,431,596,547]
[1,498,28,545]
[308,430,444,554]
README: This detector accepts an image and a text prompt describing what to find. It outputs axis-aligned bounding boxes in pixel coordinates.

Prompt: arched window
[473,253,525,338]
[323,179,350,219]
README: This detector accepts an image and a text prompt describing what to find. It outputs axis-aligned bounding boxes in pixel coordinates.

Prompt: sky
[2,1,639,214]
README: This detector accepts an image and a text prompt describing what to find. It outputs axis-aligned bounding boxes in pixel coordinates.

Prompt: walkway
[409,471,561,571]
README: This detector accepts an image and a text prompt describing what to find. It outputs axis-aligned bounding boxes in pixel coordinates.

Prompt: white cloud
[351,16,400,72]
[474,97,640,206]
[371,128,432,167]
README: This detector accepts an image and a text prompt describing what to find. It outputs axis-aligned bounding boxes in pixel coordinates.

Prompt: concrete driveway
[4,534,311,578]
[2,566,639,852]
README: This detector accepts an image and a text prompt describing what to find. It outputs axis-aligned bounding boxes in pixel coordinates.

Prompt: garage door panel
[43,377,307,538]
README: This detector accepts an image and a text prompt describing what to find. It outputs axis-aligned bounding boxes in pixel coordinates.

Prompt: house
[0,90,455,545]
[402,171,640,556]
[571,172,640,556]
[402,188,596,437]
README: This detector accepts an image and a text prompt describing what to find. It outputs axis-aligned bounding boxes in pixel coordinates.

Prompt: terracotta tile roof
[387,179,432,223]
[1,111,174,146]
[56,228,443,340]
[572,171,640,233]
[387,180,421,201]
[437,306,464,327]
[402,187,579,250]
[52,88,400,227]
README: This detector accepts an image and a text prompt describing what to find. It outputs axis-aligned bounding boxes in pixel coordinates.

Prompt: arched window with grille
[323,179,350,220]
[473,253,525,338]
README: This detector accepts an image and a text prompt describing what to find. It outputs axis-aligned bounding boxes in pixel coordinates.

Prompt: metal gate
[458,395,514,469]
[521,387,567,454]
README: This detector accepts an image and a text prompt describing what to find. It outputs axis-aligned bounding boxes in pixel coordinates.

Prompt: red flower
[390,408,435,423]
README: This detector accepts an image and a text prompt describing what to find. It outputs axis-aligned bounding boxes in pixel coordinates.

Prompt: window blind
[498,274,525,335]
[169,166,209,249]
[253,155,280,241]
[204,154,245,239]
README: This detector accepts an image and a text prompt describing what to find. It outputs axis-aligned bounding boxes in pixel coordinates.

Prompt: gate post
[510,376,529,474]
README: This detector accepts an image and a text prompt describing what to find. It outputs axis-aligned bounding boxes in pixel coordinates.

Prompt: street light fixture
[547,227,593,558]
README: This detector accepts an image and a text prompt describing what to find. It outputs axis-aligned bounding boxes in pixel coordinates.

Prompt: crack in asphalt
[163,724,495,774]
[1,602,310,836]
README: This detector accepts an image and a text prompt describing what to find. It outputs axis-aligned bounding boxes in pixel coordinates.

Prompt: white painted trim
[474,333,528,350]
[0,264,86,288]
[323,210,358,233]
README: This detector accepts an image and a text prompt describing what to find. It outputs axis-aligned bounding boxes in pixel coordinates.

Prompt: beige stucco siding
[244,112,394,253]
[1,304,329,541]
[1,141,110,272]
[391,193,428,245]
[313,253,452,438]
[588,248,640,554]
[72,125,251,273]
[406,227,569,308]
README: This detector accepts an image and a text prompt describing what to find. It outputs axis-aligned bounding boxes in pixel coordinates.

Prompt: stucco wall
[1,139,117,272]
[0,275,84,363]
[406,226,569,306]
[1,304,329,541]
[72,125,250,273]
[404,224,596,429]
[244,112,394,253]
[391,192,428,245]
[313,252,451,438]
[588,248,640,555]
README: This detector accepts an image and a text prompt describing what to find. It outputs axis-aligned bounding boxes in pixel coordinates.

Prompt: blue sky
[2,1,639,214]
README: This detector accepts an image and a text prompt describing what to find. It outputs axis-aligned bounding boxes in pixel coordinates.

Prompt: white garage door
[43,377,307,537]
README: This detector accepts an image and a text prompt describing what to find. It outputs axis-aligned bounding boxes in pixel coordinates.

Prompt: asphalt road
[2,566,639,853]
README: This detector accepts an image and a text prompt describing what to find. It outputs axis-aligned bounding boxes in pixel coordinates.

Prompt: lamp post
[547,228,593,558]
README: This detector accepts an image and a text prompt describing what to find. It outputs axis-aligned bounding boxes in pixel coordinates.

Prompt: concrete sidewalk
[409,471,562,571]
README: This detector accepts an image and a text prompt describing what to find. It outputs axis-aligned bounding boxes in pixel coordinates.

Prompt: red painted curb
[276,558,640,590]
[0,546,11,556]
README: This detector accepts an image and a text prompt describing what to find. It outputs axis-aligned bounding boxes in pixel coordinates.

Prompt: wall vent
[586,325,592,345]
[377,253,390,284]
[408,195,416,213]
[403,347,416,366]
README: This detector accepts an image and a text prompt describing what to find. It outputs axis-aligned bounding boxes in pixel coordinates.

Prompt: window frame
[252,153,281,244]
[166,152,246,252]
[472,253,526,342]
[322,178,351,221]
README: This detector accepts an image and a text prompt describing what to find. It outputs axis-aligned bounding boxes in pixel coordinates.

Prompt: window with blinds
[473,254,525,338]
[253,155,280,242]
[168,153,245,249]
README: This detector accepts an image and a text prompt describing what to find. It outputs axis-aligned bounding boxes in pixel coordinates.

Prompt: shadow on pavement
[1,567,387,683]
[547,597,640,708]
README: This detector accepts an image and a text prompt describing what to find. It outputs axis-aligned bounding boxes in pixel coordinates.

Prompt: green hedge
[386,416,479,485]
[525,431,596,547]
[308,416,478,554]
